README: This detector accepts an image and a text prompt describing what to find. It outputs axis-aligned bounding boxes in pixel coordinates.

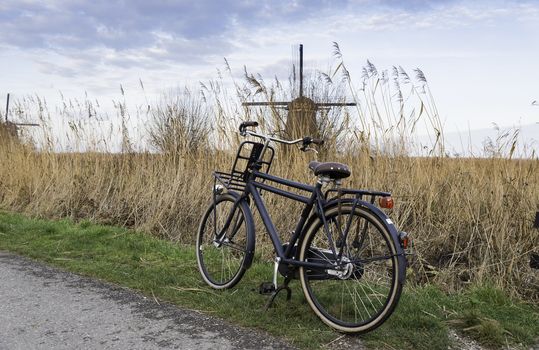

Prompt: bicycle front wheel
[196,193,255,289]
[299,204,403,333]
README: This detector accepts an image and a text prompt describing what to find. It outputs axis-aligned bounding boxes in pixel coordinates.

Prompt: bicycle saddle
[308,161,351,179]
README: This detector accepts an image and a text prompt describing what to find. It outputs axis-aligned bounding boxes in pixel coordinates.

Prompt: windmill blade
[5,93,10,122]
[299,44,303,98]
[242,102,289,107]
[14,122,40,127]
[316,102,357,107]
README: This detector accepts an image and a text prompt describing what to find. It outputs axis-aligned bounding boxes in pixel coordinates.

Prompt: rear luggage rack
[325,188,391,204]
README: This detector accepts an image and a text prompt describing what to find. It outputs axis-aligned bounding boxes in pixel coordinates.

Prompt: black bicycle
[196,121,410,334]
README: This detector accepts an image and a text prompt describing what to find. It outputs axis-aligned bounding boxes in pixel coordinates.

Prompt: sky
[1,0,538,152]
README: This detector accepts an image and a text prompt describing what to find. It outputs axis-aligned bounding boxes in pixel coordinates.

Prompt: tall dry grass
[0,48,537,299]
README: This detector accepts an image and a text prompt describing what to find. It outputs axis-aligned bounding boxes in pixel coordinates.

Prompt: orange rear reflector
[402,236,409,249]
[379,196,394,209]
[399,231,410,249]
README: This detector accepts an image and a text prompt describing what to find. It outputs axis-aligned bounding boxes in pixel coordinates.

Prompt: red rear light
[379,196,394,209]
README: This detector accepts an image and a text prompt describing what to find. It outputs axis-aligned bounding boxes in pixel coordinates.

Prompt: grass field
[1,211,537,349]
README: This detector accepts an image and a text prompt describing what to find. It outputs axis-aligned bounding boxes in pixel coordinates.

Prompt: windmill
[1,93,40,141]
[242,44,356,140]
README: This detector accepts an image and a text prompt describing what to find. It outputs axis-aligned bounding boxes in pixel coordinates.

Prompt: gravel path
[0,251,296,350]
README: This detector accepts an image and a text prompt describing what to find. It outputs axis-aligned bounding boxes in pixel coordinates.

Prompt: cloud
[0,0,352,76]
[1,0,538,80]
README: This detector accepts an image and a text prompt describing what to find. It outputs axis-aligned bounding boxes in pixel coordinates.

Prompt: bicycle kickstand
[264,283,292,310]
[264,258,292,310]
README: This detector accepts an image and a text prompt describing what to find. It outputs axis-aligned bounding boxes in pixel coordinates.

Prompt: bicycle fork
[212,197,245,247]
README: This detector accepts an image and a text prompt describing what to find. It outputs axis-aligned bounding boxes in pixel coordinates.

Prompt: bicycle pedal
[258,282,276,295]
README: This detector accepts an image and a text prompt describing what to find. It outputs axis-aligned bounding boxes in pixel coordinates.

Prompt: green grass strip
[0,211,537,349]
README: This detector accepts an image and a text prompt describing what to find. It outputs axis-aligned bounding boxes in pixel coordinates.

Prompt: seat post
[317,175,342,189]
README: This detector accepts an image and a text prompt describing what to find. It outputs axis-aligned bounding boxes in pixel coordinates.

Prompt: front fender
[215,192,256,269]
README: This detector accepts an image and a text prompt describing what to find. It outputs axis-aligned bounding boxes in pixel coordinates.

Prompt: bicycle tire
[196,193,255,289]
[298,204,403,333]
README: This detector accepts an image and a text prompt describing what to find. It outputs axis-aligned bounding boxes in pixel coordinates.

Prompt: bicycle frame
[217,167,401,273]
[248,170,325,268]
[211,128,407,281]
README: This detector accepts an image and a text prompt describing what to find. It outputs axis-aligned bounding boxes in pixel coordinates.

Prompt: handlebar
[239,121,259,133]
[302,137,324,146]
[238,121,324,152]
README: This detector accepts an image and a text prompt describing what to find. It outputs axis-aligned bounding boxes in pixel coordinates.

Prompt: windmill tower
[1,93,40,142]
[242,44,356,140]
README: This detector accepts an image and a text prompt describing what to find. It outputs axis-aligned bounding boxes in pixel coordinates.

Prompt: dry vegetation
[1,45,537,299]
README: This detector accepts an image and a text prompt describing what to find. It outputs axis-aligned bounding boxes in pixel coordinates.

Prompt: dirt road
[0,251,295,350]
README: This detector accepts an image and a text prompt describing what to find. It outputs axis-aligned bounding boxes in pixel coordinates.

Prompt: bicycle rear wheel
[196,193,255,289]
[299,204,403,333]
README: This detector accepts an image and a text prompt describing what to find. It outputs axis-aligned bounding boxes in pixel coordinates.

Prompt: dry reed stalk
[0,56,537,300]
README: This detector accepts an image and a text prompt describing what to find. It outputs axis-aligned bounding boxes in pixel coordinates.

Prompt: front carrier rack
[213,141,275,193]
